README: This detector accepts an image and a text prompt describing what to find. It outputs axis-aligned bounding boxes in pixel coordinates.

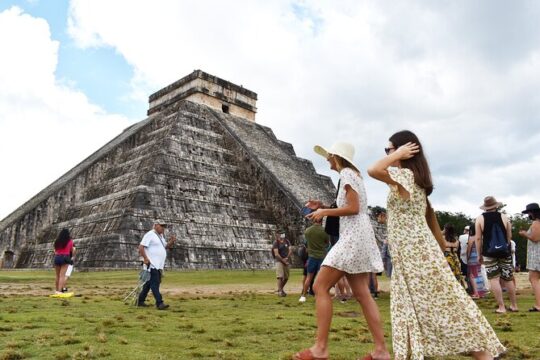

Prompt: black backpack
[324,180,340,236]
[486,223,510,258]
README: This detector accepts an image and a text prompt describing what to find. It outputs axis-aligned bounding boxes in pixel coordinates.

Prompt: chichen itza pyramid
[0,70,335,269]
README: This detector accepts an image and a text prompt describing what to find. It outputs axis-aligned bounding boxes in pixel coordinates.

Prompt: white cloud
[3,1,540,220]
[64,0,540,217]
[0,6,132,219]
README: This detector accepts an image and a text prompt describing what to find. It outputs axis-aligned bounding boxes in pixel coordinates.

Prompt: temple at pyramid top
[148,70,258,121]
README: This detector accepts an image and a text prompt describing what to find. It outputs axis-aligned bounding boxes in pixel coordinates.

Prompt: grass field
[0,269,539,360]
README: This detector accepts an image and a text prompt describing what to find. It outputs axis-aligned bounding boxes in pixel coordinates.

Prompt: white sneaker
[298,296,306,303]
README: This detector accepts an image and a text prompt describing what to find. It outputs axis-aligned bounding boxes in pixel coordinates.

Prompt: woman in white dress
[295,142,389,360]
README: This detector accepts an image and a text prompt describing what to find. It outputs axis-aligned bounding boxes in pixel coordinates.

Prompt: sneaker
[278,291,287,297]
[137,302,149,307]
[298,296,306,303]
[61,287,68,293]
[156,303,170,310]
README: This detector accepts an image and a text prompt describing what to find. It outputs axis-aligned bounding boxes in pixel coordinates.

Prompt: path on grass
[0,272,532,297]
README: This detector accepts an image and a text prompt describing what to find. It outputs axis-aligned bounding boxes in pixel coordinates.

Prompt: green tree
[509,213,530,270]
[435,211,473,235]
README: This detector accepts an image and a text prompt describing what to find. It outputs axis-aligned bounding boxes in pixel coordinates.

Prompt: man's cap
[464,225,470,230]
[154,219,167,226]
[280,233,286,238]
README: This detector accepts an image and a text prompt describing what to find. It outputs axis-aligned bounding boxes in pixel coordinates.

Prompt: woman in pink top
[53,228,75,294]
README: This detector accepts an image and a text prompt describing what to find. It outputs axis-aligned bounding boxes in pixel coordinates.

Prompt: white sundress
[322,167,383,274]
[527,225,540,271]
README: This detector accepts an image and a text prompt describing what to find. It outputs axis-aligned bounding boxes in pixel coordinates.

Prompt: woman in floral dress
[368,130,505,360]
[443,223,467,288]
[295,142,390,360]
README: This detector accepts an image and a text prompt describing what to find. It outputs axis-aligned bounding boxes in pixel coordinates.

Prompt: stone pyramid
[0,70,335,269]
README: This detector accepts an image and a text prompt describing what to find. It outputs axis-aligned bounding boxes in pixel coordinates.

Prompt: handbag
[324,180,340,236]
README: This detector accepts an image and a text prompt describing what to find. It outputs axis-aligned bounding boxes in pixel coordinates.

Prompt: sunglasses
[384,147,395,155]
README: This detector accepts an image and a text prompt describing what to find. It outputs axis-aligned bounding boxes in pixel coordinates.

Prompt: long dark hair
[443,223,456,243]
[468,224,476,237]
[54,228,71,250]
[389,130,433,195]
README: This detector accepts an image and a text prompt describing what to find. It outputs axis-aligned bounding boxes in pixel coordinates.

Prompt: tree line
[369,206,531,270]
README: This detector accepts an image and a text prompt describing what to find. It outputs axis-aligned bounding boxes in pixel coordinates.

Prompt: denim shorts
[54,255,72,266]
[306,257,324,274]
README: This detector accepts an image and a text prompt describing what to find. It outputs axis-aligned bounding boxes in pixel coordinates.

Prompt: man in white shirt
[137,220,176,309]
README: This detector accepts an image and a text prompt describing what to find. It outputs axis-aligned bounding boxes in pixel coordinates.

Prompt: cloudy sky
[1,0,539,221]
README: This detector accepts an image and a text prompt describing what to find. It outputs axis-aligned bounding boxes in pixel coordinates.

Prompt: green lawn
[0,270,538,359]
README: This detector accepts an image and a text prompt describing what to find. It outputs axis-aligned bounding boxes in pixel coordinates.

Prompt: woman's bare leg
[54,265,61,291]
[305,266,344,358]
[346,273,390,359]
[530,271,540,309]
[58,264,69,291]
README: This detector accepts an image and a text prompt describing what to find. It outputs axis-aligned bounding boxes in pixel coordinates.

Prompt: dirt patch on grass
[0,272,533,297]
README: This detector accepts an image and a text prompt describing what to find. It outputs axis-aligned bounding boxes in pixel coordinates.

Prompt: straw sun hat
[314,142,359,172]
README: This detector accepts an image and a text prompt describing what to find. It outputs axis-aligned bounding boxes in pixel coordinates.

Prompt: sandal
[508,307,519,312]
[529,307,540,312]
[294,349,328,360]
[494,309,506,314]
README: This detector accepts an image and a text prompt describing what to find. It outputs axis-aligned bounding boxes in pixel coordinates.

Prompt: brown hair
[389,130,433,195]
[443,223,456,243]
[333,155,358,174]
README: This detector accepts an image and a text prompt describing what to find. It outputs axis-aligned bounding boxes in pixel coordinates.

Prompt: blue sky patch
[1,0,143,119]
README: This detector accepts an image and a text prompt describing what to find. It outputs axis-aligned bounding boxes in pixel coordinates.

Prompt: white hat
[314,142,359,172]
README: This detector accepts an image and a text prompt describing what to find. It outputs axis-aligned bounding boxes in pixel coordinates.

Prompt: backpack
[486,222,510,258]
[296,243,308,262]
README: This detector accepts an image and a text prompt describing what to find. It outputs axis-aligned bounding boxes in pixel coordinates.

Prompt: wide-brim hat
[314,142,360,172]
[522,203,540,214]
[480,196,502,211]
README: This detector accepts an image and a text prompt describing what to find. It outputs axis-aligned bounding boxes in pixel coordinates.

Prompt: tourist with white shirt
[137,220,176,309]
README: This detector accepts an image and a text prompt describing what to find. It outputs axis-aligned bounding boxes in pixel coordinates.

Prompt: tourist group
[271,130,539,360]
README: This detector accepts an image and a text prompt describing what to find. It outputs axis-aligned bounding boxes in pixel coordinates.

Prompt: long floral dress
[386,167,505,359]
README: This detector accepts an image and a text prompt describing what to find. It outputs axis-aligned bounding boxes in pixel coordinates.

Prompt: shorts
[484,255,513,281]
[54,255,72,266]
[275,261,289,280]
[306,257,324,274]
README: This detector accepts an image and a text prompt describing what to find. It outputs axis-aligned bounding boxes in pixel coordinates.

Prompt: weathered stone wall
[0,76,334,269]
